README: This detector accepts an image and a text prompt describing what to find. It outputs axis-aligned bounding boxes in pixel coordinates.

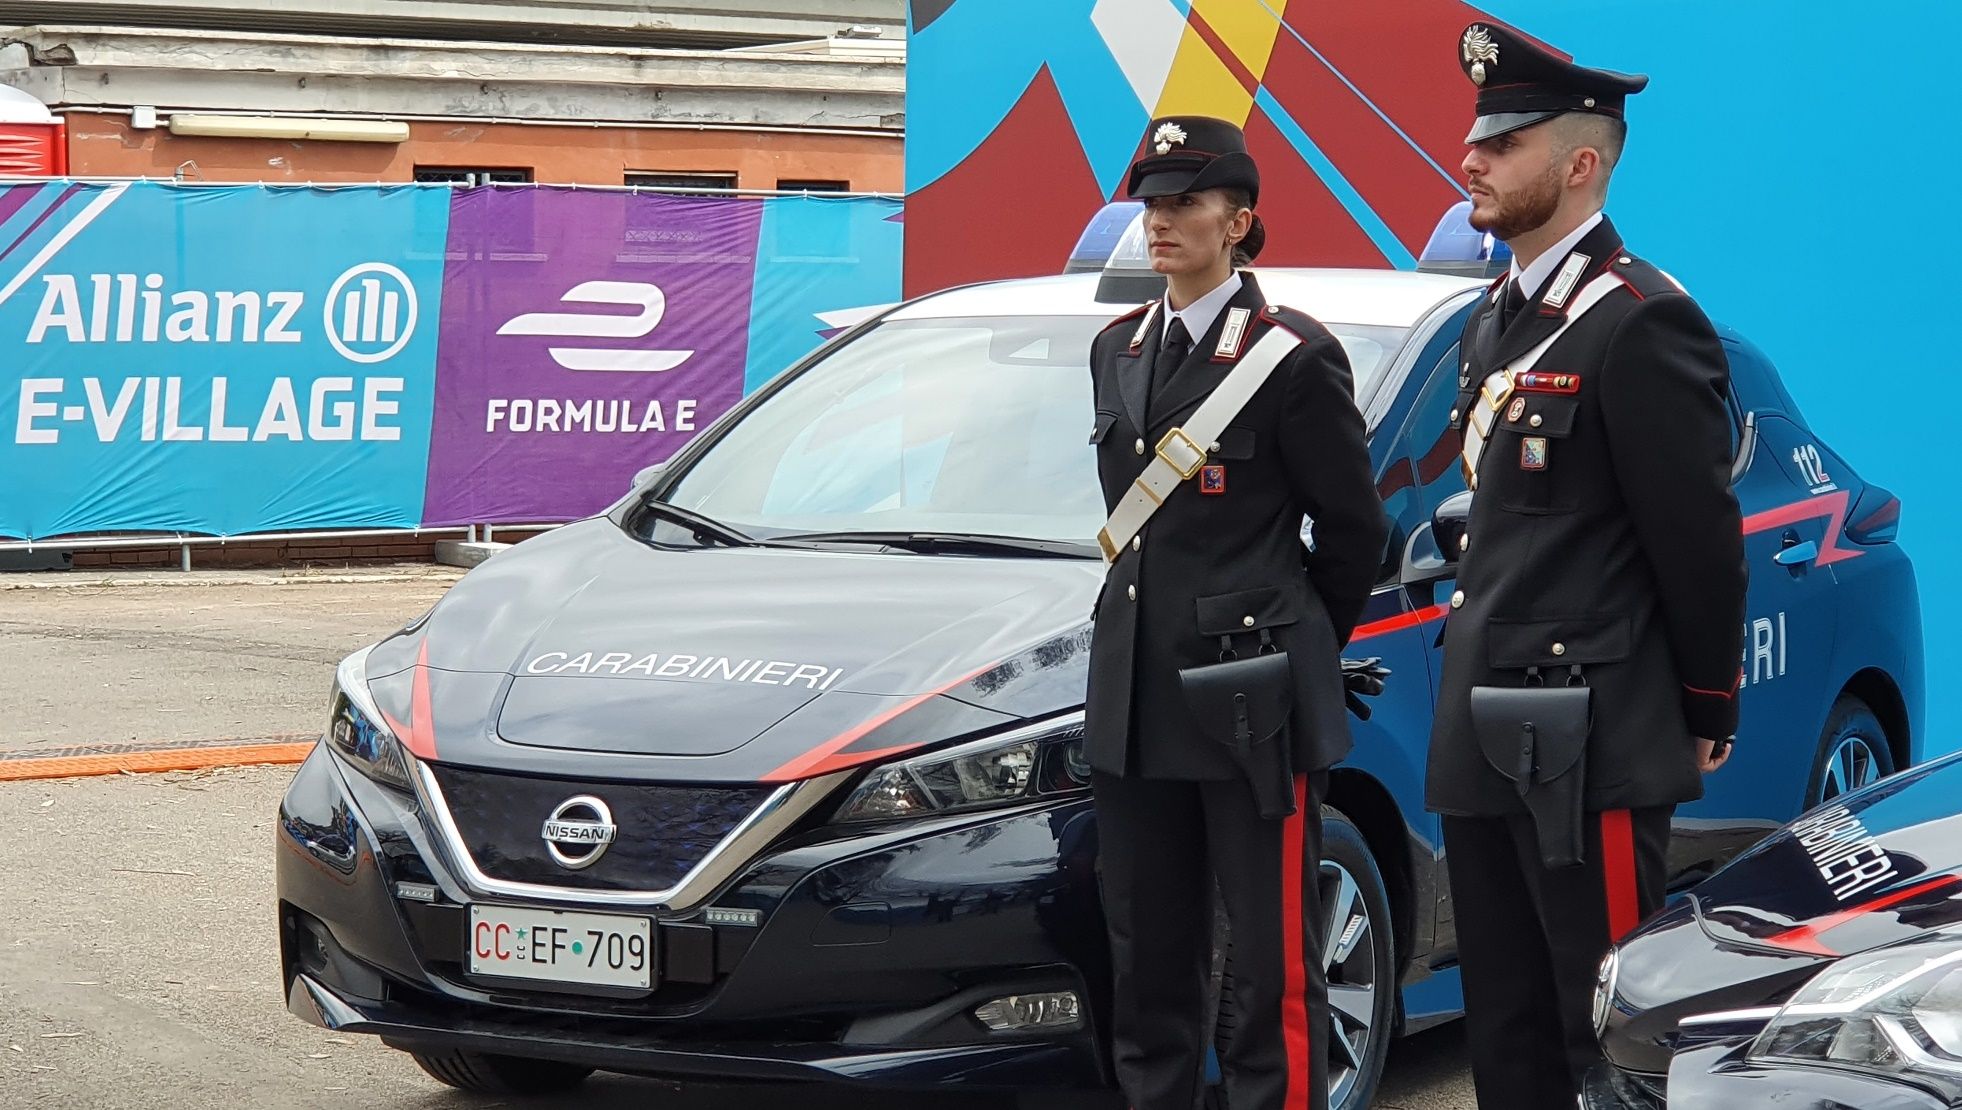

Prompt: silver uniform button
[1450,409,1460,423]
[1619,256,1633,264]
[1459,534,1470,553]
[1552,642,1567,656]
[1127,585,1137,601]
[1242,615,1256,627]
[1529,414,1544,428]
[1450,590,1465,609]
[1131,535,1141,552]
[1134,438,1146,455]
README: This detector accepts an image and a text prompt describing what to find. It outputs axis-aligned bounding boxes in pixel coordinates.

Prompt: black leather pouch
[1470,673,1592,868]
[1179,650,1296,820]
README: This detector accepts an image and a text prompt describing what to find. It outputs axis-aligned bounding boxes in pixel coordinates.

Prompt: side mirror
[1431,490,1474,566]
[630,464,665,494]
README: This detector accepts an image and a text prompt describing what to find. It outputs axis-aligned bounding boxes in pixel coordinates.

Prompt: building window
[414,167,532,185]
[625,171,738,195]
[776,179,850,193]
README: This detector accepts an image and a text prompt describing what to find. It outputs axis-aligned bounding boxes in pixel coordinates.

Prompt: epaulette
[1254,303,1324,341]
[1099,302,1151,338]
[1605,252,1686,300]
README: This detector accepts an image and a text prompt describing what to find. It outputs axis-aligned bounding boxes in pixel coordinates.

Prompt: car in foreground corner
[276,212,1922,1108]
[1589,749,1962,1109]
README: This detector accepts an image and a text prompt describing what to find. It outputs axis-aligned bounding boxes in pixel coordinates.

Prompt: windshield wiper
[779,531,1099,559]
[639,500,762,548]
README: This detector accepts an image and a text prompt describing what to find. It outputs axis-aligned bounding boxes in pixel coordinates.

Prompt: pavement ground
[0,569,1474,1108]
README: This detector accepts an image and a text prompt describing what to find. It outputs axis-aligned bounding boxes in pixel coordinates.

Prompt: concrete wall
[0,1,907,48]
[1,24,903,186]
[63,112,901,189]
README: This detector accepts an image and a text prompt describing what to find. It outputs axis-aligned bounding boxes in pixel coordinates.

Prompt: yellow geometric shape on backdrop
[1153,21,1254,124]
[1190,0,1290,82]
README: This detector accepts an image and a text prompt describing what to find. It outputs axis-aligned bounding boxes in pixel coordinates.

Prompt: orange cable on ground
[0,740,315,782]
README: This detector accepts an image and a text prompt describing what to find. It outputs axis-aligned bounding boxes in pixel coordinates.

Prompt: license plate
[466,904,655,991]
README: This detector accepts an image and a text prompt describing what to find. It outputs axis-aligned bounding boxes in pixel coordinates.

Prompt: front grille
[429,766,775,892]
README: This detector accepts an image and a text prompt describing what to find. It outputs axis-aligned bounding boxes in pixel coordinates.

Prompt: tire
[1211,807,1398,1110]
[409,1048,595,1095]
[1804,696,1895,809]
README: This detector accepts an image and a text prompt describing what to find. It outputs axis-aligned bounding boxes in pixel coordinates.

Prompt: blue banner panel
[0,181,450,538]
[745,195,905,392]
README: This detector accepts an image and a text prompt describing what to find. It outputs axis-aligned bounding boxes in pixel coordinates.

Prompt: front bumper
[276,743,1110,1089]
[1588,1040,1952,1110]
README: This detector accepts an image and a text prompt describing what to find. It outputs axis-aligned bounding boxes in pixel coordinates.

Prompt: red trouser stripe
[1280,774,1311,1107]
[1601,809,1640,941]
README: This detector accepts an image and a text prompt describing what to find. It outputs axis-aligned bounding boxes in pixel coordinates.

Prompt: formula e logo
[323,262,418,365]
[498,281,695,373]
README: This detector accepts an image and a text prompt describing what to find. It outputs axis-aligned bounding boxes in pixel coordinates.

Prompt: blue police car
[276,207,1922,1109]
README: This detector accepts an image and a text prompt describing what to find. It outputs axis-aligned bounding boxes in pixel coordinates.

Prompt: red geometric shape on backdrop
[1259,25,1470,258]
[1240,103,1386,268]
[904,65,1105,297]
[1277,0,1502,176]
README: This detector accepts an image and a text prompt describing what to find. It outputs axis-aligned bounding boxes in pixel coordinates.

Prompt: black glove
[1341,657,1392,721]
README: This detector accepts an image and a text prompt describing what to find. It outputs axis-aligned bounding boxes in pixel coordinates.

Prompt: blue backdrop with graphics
[1474,0,1960,739]
[0,182,905,538]
[0,182,450,536]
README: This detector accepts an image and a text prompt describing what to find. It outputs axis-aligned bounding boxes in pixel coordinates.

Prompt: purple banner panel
[422,188,762,524]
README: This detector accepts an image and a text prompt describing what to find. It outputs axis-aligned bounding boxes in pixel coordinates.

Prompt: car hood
[360,519,1101,782]
[1692,751,1962,959]
[1602,752,1962,1075]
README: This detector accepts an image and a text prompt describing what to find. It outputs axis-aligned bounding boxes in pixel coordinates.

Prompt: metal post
[485,524,496,544]
[180,543,191,572]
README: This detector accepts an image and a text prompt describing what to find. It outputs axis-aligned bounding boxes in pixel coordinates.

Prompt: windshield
[661,314,1406,545]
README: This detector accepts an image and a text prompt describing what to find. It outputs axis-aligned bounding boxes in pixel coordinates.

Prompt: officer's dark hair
[1549,113,1628,194]
[1219,187,1264,268]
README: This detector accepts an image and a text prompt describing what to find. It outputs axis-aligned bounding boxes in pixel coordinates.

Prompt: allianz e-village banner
[0,181,903,538]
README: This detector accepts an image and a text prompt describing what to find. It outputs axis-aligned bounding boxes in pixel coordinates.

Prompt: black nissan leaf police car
[277,206,1922,1107]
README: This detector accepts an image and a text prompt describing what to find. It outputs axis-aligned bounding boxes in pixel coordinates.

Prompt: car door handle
[1773,539,1819,566]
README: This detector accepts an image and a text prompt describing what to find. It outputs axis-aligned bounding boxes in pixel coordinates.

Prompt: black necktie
[1152,316,1192,399]
[1498,278,1527,330]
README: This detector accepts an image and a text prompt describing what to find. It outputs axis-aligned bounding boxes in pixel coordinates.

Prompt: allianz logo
[497,281,696,374]
[22,263,419,365]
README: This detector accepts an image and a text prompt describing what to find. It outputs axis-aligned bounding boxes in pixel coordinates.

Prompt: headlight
[1750,933,1962,1092]
[326,644,414,792]
[831,719,1090,824]
[1593,946,1620,1037]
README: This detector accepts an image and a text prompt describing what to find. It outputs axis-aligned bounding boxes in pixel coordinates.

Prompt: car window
[665,316,1111,543]
[662,314,1406,546]
[1376,343,1469,582]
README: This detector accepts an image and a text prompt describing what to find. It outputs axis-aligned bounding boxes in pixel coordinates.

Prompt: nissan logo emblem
[540,794,617,870]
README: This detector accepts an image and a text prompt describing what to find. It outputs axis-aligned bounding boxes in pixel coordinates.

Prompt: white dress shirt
[1510,210,1603,301]
[1162,270,1243,346]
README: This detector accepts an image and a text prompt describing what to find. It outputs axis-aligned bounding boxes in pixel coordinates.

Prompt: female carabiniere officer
[1085,115,1386,1110]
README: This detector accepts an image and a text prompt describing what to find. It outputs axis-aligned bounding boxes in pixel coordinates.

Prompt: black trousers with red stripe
[1443,806,1672,1110]
[1093,771,1330,1110]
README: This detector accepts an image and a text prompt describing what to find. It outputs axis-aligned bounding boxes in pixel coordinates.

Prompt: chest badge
[1200,465,1227,495]
[1521,436,1549,471]
[1506,397,1527,423]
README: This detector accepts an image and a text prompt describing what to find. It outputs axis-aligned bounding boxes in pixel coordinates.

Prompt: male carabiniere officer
[1085,116,1386,1110]
[1428,22,1747,1110]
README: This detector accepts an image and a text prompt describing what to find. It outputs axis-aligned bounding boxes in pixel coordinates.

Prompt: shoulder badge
[1212,307,1251,361]
[1543,252,1591,309]
[1128,301,1160,350]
